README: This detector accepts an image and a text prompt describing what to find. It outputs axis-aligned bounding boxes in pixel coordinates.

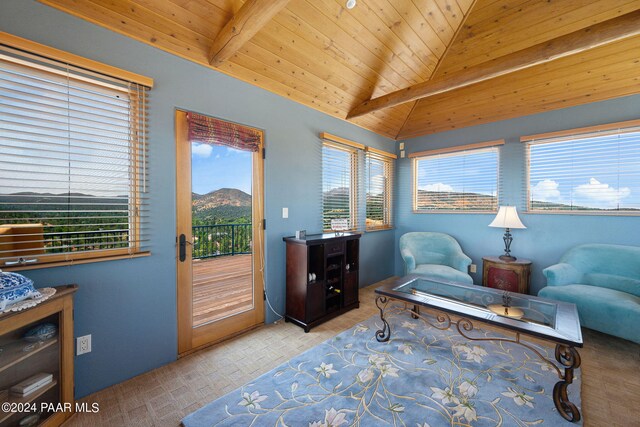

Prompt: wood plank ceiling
[37,0,640,140]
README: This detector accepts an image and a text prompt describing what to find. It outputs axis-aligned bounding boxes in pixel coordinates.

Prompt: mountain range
[0,192,127,206]
[192,188,251,223]
[416,190,496,210]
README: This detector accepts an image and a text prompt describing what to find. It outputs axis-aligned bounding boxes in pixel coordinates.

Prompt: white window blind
[0,44,150,268]
[365,149,394,230]
[322,141,360,231]
[413,146,499,212]
[526,125,640,214]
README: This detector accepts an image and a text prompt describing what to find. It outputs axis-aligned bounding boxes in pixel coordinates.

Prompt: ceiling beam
[208,0,290,66]
[347,9,640,119]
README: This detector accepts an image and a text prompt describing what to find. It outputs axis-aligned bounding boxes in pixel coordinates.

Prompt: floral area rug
[182,307,581,426]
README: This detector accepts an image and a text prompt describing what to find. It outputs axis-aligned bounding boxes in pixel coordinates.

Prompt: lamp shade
[489,206,526,229]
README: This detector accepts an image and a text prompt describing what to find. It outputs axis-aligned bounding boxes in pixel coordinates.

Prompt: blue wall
[396,94,640,292]
[0,0,396,397]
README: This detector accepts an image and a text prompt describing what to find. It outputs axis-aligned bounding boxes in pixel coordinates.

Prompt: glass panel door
[191,144,254,327]
[176,110,264,355]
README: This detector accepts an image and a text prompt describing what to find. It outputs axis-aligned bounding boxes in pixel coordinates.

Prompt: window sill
[365,226,394,232]
[322,229,360,234]
[412,210,498,214]
[1,251,151,272]
[525,210,640,217]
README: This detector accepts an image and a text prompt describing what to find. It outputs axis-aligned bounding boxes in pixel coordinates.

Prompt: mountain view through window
[414,148,499,212]
[190,143,252,259]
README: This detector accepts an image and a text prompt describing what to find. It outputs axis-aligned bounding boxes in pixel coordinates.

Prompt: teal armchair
[539,244,640,344]
[399,232,473,284]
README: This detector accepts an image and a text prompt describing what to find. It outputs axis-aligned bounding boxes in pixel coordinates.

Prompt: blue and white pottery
[24,323,58,342]
[0,270,41,310]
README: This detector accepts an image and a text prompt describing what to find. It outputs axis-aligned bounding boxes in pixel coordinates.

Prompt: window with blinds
[413,145,500,212]
[366,149,394,230]
[0,40,151,268]
[525,122,640,214]
[322,141,359,231]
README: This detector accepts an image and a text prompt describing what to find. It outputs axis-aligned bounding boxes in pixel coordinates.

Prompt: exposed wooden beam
[208,0,290,66]
[347,9,640,119]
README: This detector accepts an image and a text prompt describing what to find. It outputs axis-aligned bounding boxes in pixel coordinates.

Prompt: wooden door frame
[175,109,265,356]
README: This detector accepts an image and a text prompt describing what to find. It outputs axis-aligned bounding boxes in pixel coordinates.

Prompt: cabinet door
[306,282,325,322]
[285,243,309,321]
[343,272,358,306]
[487,266,520,292]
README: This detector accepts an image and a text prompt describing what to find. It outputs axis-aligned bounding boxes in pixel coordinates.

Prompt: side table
[482,256,532,294]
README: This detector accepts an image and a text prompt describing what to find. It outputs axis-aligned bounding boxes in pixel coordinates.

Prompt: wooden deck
[192,254,253,327]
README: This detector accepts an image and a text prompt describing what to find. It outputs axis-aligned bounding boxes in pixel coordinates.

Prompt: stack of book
[10,373,53,397]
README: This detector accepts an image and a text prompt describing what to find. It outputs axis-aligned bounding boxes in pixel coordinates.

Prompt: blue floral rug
[183,308,582,426]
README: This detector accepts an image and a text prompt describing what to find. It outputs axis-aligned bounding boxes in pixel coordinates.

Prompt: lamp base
[499,229,517,262]
[488,304,524,319]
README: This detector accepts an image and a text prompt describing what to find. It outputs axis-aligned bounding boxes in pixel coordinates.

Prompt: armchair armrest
[400,248,416,274]
[543,263,581,286]
[449,253,472,273]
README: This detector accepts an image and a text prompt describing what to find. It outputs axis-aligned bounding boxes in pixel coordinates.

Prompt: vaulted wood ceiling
[38,0,640,140]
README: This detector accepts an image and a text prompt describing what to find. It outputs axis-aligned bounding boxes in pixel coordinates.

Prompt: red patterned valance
[186,112,261,152]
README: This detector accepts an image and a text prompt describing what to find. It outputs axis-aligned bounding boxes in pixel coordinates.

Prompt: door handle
[179,234,192,262]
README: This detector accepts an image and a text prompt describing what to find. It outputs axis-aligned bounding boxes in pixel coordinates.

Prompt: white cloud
[531,179,561,201]
[221,146,251,158]
[421,183,454,192]
[573,178,631,207]
[192,143,213,158]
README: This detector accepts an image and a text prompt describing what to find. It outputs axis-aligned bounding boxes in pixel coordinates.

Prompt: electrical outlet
[282,207,288,219]
[469,264,477,273]
[77,334,91,355]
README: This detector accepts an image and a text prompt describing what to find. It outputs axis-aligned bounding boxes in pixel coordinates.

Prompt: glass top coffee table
[375,275,583,422]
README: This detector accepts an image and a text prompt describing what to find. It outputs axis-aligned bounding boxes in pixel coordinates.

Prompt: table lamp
[489,206,526,261]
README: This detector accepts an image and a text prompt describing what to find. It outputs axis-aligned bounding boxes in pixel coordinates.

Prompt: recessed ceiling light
[346,0,356,9]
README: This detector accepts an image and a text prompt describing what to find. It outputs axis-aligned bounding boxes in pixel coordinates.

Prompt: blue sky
[366,157,385,195]
[322,146,352,192]
[191,143,252,195]
[417,149,498,197]
[1,63,133,197]
[529,132,640,209]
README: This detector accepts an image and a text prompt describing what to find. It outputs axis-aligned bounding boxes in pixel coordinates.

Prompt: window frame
[0,32,152,271]
[365,147,395,231]
[320,133,397,233]
[321,140,361,232]
[523,120,640,216]
[411,140,503,214]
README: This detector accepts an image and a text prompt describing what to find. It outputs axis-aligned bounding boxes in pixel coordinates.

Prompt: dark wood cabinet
[283,232,361,332]
[482,256,532,294]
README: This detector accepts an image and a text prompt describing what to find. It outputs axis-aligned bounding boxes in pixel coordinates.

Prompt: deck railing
[1,224,251,260]
[192,223,252,259]
[0,227,130,256]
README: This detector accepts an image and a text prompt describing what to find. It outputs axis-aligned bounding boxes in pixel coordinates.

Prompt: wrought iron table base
[374,295,581,422]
